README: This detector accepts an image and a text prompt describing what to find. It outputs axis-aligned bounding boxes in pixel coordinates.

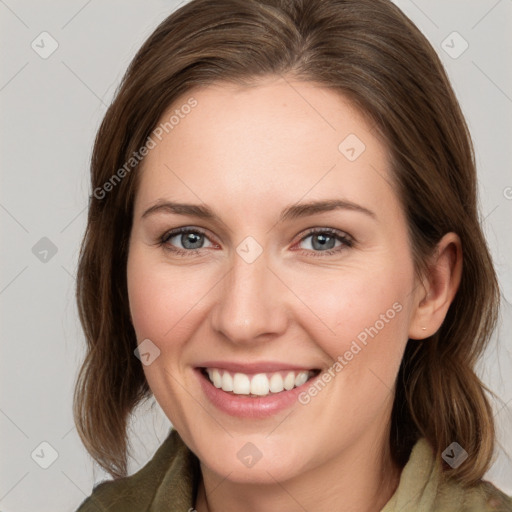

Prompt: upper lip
[197,361,319,374]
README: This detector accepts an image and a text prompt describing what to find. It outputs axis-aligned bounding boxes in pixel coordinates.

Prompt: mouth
[199,367,321,397]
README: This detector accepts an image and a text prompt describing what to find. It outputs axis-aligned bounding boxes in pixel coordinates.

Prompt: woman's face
[127,77,423,483]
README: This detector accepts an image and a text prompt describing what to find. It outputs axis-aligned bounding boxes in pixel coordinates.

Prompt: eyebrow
[141,199,376,223]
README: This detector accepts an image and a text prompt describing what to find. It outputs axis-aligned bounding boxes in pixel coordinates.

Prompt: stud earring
[421,327,427,331]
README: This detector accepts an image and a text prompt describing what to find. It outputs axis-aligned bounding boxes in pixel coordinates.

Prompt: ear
[409,232,462,340]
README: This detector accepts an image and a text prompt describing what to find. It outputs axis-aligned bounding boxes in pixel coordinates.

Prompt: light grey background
[0,1,511,510]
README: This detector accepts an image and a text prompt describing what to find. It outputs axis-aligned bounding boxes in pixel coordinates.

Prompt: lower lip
[196,369,317,419]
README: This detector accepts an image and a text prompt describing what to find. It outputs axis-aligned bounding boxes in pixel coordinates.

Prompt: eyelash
[157,227,354,258]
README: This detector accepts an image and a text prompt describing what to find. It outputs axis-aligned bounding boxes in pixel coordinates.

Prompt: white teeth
[284,372,295,390]
[269,373,284,393]
[211,369,222,388]
[221,371,233,392]
[232,373,251,394]
[294,371,309,387]
[250,373,269,396]
[205,368,314,396]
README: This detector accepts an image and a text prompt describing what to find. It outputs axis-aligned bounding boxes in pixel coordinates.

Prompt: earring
[421,327,427,331]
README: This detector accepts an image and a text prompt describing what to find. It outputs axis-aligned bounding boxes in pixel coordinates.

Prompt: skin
[126,76,462,512]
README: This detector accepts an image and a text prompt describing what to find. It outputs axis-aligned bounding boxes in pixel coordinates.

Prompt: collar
[78,429,512,511]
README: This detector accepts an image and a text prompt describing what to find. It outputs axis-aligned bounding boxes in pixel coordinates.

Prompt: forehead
[134,77,396,219]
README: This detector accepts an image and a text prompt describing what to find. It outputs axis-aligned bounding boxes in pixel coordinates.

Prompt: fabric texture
[76,429,512,511]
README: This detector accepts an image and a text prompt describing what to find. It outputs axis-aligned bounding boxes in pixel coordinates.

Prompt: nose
[210,248,289,345]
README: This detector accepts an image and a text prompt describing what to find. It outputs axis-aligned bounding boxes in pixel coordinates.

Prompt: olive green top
[76,429,512,511]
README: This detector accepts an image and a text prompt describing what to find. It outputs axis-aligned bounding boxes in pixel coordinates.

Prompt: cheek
[126,247,215,426]
[127,250,215,344]
[287,258,414,376]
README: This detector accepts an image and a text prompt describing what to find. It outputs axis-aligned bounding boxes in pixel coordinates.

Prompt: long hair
[73,0,500,485]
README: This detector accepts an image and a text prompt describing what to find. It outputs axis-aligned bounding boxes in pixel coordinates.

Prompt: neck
[195,430,401,512]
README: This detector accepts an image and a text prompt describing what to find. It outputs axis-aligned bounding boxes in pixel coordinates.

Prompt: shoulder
[438,479,512,512]
[418,438,512,512]
[476,481,512,511]
[75,428,199,511]
[383,438,512,512]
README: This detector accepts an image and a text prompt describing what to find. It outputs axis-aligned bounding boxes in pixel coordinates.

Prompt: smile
[196,362,323,418]
[201,368,320,397]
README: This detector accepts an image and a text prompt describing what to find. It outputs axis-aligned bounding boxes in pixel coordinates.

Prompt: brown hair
[74,0,500,485]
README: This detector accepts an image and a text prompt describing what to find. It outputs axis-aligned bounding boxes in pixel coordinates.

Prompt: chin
[189,429,310,484]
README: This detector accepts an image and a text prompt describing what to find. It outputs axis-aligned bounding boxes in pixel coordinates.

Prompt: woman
[74,0,512,510]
